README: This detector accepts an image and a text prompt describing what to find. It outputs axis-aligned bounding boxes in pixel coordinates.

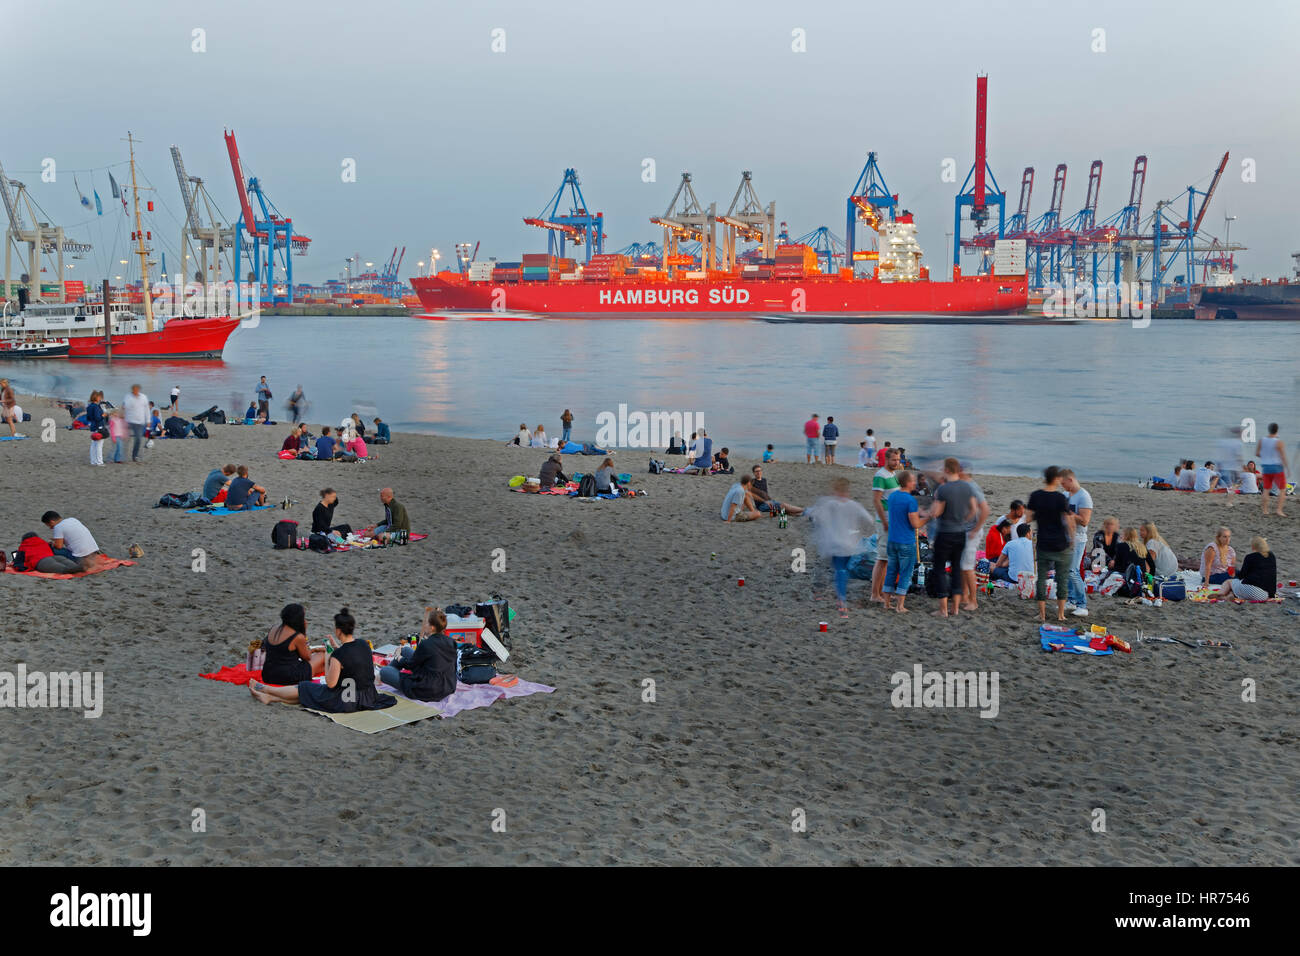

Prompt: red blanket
[4,557,135,579]
[200,663,262,685]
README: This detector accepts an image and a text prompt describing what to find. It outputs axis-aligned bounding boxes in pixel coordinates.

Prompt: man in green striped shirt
[869,448,902,604]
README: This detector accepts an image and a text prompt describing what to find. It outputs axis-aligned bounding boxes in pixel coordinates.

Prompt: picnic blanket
[1038,625,1114,655]
[185,504,276,515]
[377,677,555,720]
[323,529,428,552]
[4,558,135,579]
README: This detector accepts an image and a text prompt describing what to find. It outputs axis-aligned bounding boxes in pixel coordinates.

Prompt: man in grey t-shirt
[928,458,977,616]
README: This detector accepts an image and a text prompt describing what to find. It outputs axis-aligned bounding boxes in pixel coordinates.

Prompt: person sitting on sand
[378,607,458,702]
[1231,536,1277,601]
[223,465,267,510]
[243,401,258,423]
[16,532,81,574]
[667,431,687,456]
[684,429,713,475]
[351,413,366,439]
[995,500,1028,537]
[985,519,1011,562]
[513,423,530,446]
[1199,526,1236,591]
[40,511,103,572]
[282,424,304,453]
[748,464,805,517]
[203,463,236,503]
[1112,527,1155,577]
[763,444,777,463]
[250,607,390,713]
[375,488,410,540]
[711,447,734,474]
[1094,515,1121,570]
[1139,521,1180,578]
[1240,461,1260,494]
[373,417,391,444]
[991,524,1035,586]
[1193,460,1220,493]
[539,454,568,488]
[258,603,327,684]
[530,425,548,448]
[345,430,368,459]
[594,457,619,494]
[316,426,337,461]
[721,474,762,522]
[312,488,351,536]
[1174,460,1196,490]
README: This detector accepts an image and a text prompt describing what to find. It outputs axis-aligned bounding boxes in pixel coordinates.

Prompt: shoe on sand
[1071,607,1090,618]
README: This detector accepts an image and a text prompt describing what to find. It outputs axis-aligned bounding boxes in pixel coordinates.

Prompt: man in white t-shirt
[42,511,102,571]
[994,500,1028,537]
[1193,461,1220,493]
[123,384,150,462]
[1060,469,1093,617]
[1175,463,1196,490]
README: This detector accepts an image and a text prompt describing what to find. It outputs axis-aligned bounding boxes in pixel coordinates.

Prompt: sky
[5,0,1299,285]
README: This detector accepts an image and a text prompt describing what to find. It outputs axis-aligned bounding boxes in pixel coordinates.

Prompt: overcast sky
[8,0,1298,284]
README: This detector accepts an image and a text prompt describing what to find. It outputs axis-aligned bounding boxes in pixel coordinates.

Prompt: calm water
[5,316,1298,483]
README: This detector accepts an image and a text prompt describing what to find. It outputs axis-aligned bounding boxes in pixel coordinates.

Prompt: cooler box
[446,613,486,648]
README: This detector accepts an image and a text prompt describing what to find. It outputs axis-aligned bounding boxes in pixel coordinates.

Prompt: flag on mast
[93,190,102,215]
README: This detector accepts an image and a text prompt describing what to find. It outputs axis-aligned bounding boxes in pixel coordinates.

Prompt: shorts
[805,436,818,455]
[1260,468,1285,491]
[757,500,783,513]
[959,533,980,571]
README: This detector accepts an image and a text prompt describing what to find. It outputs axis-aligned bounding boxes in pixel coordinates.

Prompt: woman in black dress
[250,607,389,713]
[1112,527,1155,577]
[259,604,326,684]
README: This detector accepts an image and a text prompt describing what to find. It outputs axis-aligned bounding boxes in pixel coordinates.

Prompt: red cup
[818,621,828,632]
[737,577,745,587]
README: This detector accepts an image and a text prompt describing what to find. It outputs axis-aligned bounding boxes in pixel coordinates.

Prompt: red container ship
[412,269,1027,317]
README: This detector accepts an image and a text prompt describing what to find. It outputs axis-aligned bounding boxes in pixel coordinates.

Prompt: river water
[4,315,1297,483]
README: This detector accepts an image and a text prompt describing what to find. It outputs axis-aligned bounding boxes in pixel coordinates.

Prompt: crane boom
[170,145,204,233]
[0,159,25,233]
[1192,151,1229,235]
[222,129,258,235]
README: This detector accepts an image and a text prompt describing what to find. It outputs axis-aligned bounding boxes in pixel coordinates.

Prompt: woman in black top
[311,488,350,535]
[259,603,325,684]
[1093,516,1120,569]
[250,607,391,713]
[1231,536,1278,600]
[1112,527,1155,576]
[378,607,458,702]
[1025,466,1077,621]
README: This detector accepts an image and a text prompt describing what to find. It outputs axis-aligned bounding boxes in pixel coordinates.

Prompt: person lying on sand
[250,607,384,713]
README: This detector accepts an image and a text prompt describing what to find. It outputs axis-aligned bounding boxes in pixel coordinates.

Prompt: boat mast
[128,131,155,333]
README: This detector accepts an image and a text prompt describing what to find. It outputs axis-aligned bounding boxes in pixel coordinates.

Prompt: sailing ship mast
[127,131,155,333]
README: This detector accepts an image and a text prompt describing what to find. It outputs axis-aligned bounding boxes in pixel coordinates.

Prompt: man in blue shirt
[883,470,926,611]
[373,418,391,444]
[255,376,272,418]
[203,464,235,501]
[822,416,840,465]
[316,425,338,460]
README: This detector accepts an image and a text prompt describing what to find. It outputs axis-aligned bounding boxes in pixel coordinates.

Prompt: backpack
[1118,563,1146,598]
[191,422,209,440]
[475,596,512,649]
[192,405,218,422]
[271,519,299,549]
[649,459,665,474]
[308,533,331,553]
[576,473,597,497]
[209,409,226,425]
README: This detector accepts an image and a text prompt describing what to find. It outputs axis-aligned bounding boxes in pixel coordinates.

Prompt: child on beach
[108,408,126,464]
[763,444,776,462]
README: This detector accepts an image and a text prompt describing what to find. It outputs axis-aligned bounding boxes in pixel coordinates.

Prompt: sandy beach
[1,391,1296,866]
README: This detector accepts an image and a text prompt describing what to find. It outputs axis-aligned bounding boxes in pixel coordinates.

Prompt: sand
[1,392,1296,866]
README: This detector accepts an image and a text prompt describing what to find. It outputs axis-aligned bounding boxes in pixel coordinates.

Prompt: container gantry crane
[844,151,896,270]
[224,129,311,305]
[523,168,605,263]
[715,171,776,271]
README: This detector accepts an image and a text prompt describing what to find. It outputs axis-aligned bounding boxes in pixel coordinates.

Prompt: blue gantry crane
[524,168,605,263]
[224,129,310,305]
[845,151,897,269]
[794,226,846,275]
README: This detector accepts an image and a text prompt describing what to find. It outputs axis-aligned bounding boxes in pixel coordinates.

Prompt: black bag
[649,458,665,474]
[445,604,474,618]
[576,473,597,497]
[192,405,218,422]
[1118,563,1145,598]
[209,410,226,425]
[191,422,209,440]
[475,596,511,648]
[308,533,331,553]
[271,519,299,549]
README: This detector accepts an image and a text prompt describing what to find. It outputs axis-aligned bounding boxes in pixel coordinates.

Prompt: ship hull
[1195,283,1300,320]
[412,273,1028,317]
[67,316,240,359]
